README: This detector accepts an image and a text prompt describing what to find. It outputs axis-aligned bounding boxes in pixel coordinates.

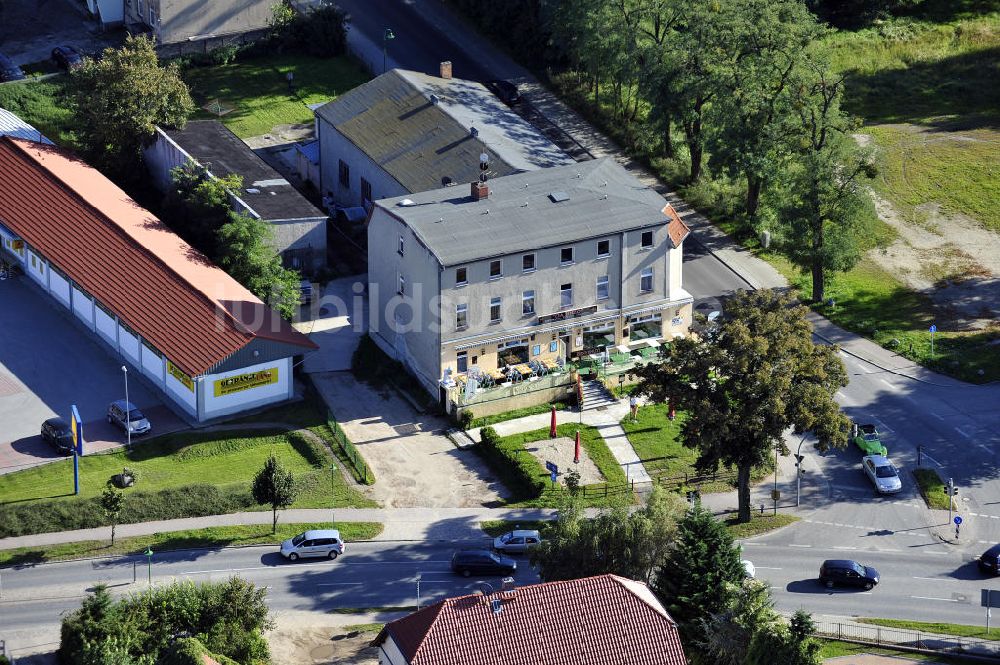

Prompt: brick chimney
[440,61,452,79]
[471,181,489,201]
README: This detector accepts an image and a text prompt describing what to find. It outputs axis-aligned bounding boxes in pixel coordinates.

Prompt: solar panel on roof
[549,191,570,202]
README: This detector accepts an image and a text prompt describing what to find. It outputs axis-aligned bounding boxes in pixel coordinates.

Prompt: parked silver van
[492,529,542,554]
[280,529,345,561]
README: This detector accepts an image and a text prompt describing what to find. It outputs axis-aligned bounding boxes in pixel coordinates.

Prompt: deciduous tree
[100,483,125,546]
[636,289,850,522]
[69,35,193,178]
[217,212,301,319]
[251,454,296,533]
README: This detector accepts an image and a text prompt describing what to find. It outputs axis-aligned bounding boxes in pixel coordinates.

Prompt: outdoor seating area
[456,357,568,395]
[577,338,668,377]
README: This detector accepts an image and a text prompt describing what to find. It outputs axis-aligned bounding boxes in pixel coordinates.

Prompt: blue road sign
[930,324,937,333]
[550,471,557,484]
[954,516,963,525]
[545,461,558,474]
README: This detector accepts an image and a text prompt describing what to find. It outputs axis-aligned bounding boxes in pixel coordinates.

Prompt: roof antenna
[479,152,490,183]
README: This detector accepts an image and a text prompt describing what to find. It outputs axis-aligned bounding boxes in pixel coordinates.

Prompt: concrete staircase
[580,379,619,412]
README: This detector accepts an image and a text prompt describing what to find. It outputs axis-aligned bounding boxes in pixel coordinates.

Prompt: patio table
[513,363,534,378]
[488,369,507,382]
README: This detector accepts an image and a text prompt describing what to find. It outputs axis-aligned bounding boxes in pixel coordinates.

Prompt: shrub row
[476,427,542,499]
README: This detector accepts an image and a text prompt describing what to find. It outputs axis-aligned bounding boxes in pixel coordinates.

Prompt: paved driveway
[0,0,122,66]
[297,275,368,373]
[0,276,184,475]
[311,372,508,508]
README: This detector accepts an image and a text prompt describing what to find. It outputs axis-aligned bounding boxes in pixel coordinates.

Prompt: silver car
[280,529,345,561]
[492,529,542,554]
[107,400,151,435]
[862,455,902,494]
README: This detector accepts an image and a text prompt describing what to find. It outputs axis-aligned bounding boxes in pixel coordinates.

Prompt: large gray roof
[314,69,572,193]
[377,158,670,266]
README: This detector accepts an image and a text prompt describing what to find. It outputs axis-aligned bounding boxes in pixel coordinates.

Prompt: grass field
[0,522,383,567]
[912,467,957,510]
[0,77,76,147]
[182,54,370,138]
[816,639,968,663]
[467,403,570,430]
[857,617,1000,641]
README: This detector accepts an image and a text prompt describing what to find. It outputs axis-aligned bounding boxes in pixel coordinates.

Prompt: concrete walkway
[469,398,652,484]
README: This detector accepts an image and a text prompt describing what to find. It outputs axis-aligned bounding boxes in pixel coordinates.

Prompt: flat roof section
[162,120,326,222]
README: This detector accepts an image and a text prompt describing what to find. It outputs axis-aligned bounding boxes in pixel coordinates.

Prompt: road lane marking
[913,576,953,582]
[880,378,894,388]
[954,427,972,439]
[931,413,945,421]
[789,544,812,548]
[754,566,783,570]
[911,595,960,602]
[316,583,364,586]
[832,547,857,550]
[921,452,943,468]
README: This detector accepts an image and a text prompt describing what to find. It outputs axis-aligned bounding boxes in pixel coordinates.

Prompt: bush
[477,427,542,499]
[269,2,348,58]
[458,410,474,430]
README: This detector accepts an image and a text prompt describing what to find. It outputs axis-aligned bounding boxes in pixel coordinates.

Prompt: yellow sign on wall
[213,367,279,397]
[167,361,194,392]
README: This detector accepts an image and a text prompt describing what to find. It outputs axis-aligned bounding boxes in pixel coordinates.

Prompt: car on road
[51,46,84,71]
[978,544,1000,576]
[0,53,26,82]
[742,560,756,579]
[280,529,345,561]
[492,529,542,554]
[484,79,521,105]
[862,455,902,494]
[40,417,75,455]
[819,559,880,590]
[107,400,152,435]
[451,549,517,577]
[852,423,887,456]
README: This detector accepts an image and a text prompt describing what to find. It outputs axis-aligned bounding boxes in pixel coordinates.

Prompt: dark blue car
[0,53,26,82]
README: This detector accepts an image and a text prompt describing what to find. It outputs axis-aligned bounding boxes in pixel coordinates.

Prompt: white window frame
[560,246,574,265]
[398,234,404,256]
[490,297,502,323]
[522,290,535,316]
[489,259,503,280]
[640,267,654,293]
[560,283,573,309]
[641,230,654,249]
[597,239,611,258]
[522,253,535,273]
[398,273,405,295]
[455,266,467,286]
[596,275,609,301]
[456,303,468,329]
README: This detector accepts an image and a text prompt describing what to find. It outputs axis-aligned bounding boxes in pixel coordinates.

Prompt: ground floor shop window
[630,313,662,340]
[582,323,616,352]
[497,339,529,367]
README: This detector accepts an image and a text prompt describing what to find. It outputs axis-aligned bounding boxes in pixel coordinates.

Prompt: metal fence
[456,370,576,407]
[814,620,1000,659]
[327,414,375,485]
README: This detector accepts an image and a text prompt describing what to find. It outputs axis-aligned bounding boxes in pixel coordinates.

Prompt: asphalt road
[0,541,541,632]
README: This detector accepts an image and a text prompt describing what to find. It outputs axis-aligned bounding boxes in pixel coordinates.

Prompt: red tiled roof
[375,574,687,665]
[0,137,315,376]
[663,204,691,249]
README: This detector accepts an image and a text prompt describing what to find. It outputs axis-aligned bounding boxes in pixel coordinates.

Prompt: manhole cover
[0,373,23,397]
[393,423,418,436]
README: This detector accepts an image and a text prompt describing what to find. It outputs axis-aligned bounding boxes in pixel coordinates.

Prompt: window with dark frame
[522,253,535,272]
[597,239,610,257]
[457,351,468,373]
[338,160,350,188]
[398,274,405,295]
[456,266,467,285]
[398,234,404,256]
[361,178,372,203]
[560,247,574,265]
[490,260,503,279]
[641,230,653,248]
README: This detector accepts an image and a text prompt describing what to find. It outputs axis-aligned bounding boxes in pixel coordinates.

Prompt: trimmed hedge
[477,427,543,499]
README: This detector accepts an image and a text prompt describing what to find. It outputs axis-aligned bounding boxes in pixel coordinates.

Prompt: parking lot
[0,276,184,475]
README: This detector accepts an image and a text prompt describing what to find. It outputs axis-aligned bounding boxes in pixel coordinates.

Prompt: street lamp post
[121,365,131,450]
[144,547,153,584]
[382,28,395,74]
[795,434,808,507]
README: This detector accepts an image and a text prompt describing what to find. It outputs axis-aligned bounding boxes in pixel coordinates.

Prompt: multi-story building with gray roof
[367,157,693,403]
[313,64,573,211]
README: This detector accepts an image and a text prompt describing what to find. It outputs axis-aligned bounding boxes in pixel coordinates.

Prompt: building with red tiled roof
[0,136,316,422]
[373,574,688,665]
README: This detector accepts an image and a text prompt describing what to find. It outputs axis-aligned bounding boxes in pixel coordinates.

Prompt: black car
[979,544,1000,576]
[41,417,75,455]
[819,559,880,590]
[484,80,521,105]
[0,53,26,82]
[451,549,517,578]
[51,46,84,71]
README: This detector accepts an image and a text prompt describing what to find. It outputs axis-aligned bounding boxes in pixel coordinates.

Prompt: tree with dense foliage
[69,35,193,178]
[162,162,243,259]
[652,504,745,646]
[217,212,301,319]
[60,578,271,665]
[705,0,825,221]
[268,1,347,57]
[636,289,850,522]
[251,454,296,533]
[777,61,879,302]
[100,483,125,545]
[531,487,687,583]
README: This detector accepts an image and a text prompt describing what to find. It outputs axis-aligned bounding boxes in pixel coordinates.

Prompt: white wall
[49,271,70,308]
[318,120,408,208]
[165,360,197,414]
[378,637,408,665]
[26,249,46,286]
[144,129,192,191]
[201,358,291,419]
[141,342,165,385]
[95,306,118,348]
[119,325,140,366]
[72,286,94,329]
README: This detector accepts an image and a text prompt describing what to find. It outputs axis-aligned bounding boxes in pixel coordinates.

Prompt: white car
[742,560,756,579]
[862,455,902,494]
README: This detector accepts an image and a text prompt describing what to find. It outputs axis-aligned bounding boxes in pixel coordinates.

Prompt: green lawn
[817,639,968,663]
[468,403,570,430]
[0,522,383,567]
[182,54,370,138]
[857,618,1000,641]
[912,468,957,510]
[0,76,77,147]
[0,426,376,538]
[725,513,799,539]
[480,519,556,538]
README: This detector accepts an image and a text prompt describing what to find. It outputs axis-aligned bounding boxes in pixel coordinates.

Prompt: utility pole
[795,434,807,507]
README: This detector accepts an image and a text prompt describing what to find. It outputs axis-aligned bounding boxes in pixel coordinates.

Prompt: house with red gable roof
[0,136,316,422]
[372,574,688,665]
